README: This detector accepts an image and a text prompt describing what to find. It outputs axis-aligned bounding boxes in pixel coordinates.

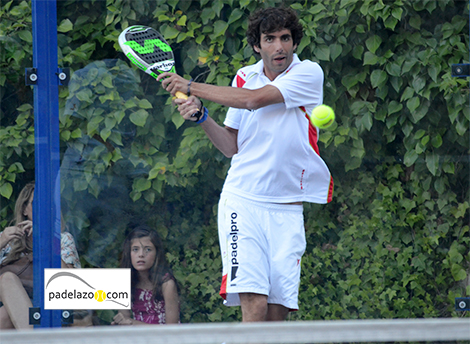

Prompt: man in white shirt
[158,7,333,322]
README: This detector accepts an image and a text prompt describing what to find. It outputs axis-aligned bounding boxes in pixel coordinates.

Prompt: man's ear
[254,45,260,53]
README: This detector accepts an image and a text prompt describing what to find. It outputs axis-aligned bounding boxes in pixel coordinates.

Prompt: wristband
[196,107,209,124]
[187,79,193,97]
[191,100,205,122]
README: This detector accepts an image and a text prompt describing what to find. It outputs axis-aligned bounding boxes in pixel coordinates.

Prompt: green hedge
[0,0,468,323]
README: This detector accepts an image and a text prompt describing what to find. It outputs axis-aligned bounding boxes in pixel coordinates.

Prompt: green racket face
[119,26,176,78]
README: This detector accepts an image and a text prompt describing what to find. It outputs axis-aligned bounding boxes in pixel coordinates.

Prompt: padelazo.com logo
[45,269,131,310]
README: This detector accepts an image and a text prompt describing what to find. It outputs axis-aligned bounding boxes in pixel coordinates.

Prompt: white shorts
[218,191,306,311]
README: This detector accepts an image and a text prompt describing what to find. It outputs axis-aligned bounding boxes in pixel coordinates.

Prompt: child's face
[130,236,157,272]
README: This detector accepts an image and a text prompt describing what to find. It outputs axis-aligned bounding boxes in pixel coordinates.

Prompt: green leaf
[414,129,426,140]
[342,75,359,89]
[176,15,187,26]
[17,104,33,112]
[171,112,185,129]
[361,113,373,131]
[365,35,382,54]
[125,99,137,109]
[370,70,387,88]
[454,202,469,218]
[400,87,414,102]
[71,128,82,138]
[213,20,228,37]
[431,134,442,148]
[163,26,180,40]
[406,97,420,113]
[425,153,439,176]
[296,36,311,56]
[451,263,467,281]
[101,74,113,88]
[129,109,149,127]
[228,9,243,25]
[134,177,151,192]
[149,163,166,180]
[100,128,111,141]
[8,162,25,173]
[388,101,403,115]
[409,16,421,29]
[144,190,156,204]
[76,89,93,103]
[239,0,251,8]
[392,7,403,20]
[61,130,71,141]
[315,45,330,61]
[105,11,115,26]
[412,76,426,93]
[384,17,398,30]
[0,182,13,199]
[104,117,116,130]
[404,150,418,166]
[363,52,378,65]
[17,30,32,43]
[58,19,73,33]
[330,44,342,61]
[138,99,153,109]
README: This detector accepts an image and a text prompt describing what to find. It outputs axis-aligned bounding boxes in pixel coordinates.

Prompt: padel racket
[118,25,188,99]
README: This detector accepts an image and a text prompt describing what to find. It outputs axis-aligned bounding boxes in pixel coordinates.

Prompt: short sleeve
[270,60,324,109]
[60,232,81,268]
[0,232,12,265]
[223,72,246,130]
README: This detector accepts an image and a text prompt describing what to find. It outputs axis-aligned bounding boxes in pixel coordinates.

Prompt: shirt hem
[221,186,329,204]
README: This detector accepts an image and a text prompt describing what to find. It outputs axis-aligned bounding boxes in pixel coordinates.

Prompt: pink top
[132,288,166,324]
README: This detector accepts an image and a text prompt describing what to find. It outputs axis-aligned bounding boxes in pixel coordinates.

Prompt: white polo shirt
[222,54,333,204]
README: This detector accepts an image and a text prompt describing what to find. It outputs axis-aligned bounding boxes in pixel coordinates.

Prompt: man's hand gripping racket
[118,25,188,100]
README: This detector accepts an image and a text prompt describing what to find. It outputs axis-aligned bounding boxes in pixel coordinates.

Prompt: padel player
[158,7,333,322]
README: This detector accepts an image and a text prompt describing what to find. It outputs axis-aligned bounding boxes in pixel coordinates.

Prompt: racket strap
[192,101,208,124]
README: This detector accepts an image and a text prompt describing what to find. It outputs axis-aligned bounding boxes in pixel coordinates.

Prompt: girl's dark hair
[246,7,303,54]
[120,225,174,301]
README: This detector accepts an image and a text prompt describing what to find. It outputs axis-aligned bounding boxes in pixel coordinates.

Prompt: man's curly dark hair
[246,7,303,54]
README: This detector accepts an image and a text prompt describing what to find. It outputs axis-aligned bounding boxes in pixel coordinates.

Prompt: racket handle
[175,91,188,99]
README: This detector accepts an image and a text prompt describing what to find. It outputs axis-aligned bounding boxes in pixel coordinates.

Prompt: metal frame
[3,318,470,343]
[31,0,62,328]
[26,0,469,330]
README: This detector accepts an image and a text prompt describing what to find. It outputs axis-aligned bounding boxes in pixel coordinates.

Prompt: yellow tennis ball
[310,105,335,128]
[94,290,106,302]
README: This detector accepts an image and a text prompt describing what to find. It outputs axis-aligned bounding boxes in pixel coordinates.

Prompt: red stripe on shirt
[220,274,227,299]
[236,75,246,88]
[305,112,320,155]
[302,107,334,203]
[327,175,334,203]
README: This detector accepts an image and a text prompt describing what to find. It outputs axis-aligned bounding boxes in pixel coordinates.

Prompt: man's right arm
[200,116,238,158]
[174,96,238,158]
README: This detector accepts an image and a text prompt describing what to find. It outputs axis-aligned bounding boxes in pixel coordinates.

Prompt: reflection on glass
[0,0,468,329]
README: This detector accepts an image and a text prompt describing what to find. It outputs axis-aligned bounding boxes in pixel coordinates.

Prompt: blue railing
[31,0,62,328]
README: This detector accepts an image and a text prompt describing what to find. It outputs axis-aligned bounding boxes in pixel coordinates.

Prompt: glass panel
[1,0,468,329]
[0,0,37,330]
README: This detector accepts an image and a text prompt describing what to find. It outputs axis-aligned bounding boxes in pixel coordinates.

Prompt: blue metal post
[31,0,62,328]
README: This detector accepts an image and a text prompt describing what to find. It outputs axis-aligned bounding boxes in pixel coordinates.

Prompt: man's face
[254,29,297,81]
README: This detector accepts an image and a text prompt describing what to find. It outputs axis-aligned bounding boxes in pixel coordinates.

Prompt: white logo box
[44,269,131,310]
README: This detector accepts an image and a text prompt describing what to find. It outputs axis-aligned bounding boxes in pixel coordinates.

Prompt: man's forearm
[200,115,238,158]
[157,72,284,110]
[190,82,282,110]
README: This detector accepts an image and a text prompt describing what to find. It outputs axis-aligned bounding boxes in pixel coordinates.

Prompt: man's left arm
[157,73,283,110]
